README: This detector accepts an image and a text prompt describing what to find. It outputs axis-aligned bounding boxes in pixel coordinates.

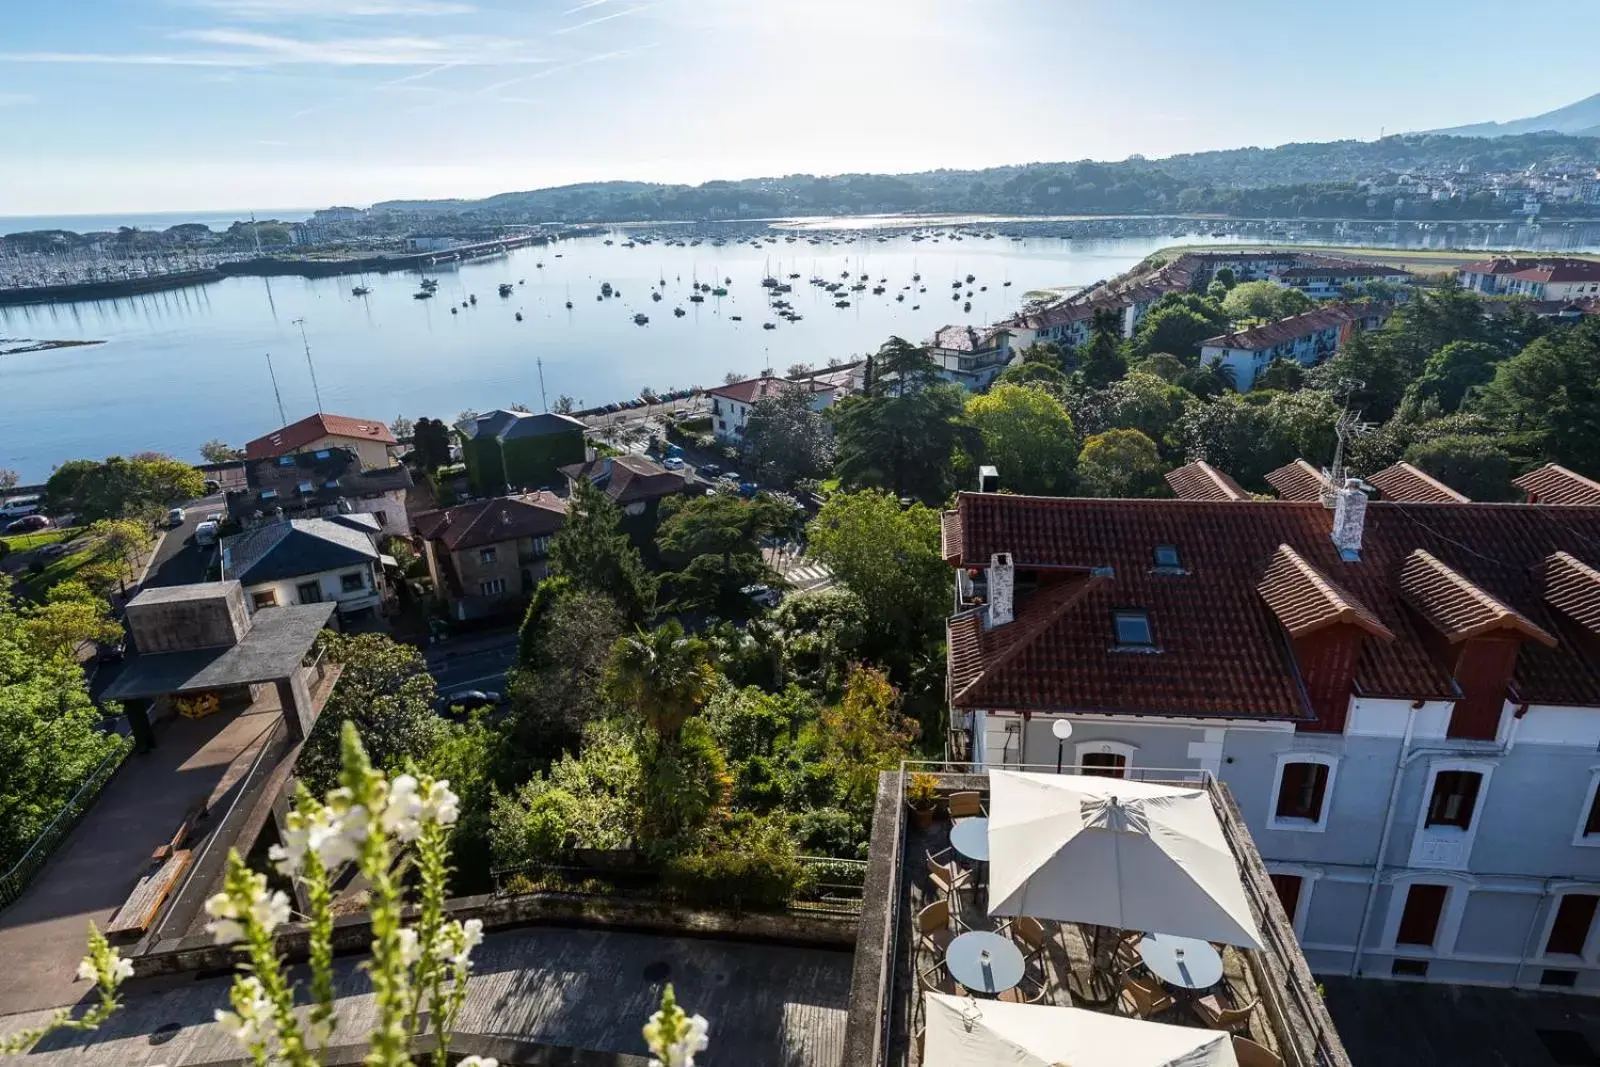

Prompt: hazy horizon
[3,0,1599,215]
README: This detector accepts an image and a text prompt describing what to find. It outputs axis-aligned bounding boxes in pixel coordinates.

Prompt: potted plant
[906,772,939,830]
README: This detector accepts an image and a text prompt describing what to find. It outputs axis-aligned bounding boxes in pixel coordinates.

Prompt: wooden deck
[3,925,854,1066]
[105,850,191,936]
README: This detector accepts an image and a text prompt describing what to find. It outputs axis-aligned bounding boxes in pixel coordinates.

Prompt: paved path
[1,926,853,1067]
[0,707,280,1017]
[141,493,223,590]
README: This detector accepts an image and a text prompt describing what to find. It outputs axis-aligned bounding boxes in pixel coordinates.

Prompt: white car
[165,507,186,527]
[662,456,686,470]
[195,520,220,547]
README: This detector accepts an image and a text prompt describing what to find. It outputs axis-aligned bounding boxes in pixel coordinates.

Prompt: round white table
[949,816,989,863]
[1137,933,1223,990]
[945,931,1025,995]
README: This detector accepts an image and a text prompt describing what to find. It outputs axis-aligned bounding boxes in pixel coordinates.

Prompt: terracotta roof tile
[708,376,832,404]
[1398,549,1555,647]
[412,492,567,552]
[1200,305,1366,353]
[946,493,1600,716]
[1165,461,1248,502]
[1369,462,1470,503]
[245,413,397,461]
[1513,464,1600,505]
[940,510,963,564]
[1257,543,1393,641]
[1265,460,1329,502]
[948,573,1107,708]
[1543,551,1600,634]
[559,455,688,505]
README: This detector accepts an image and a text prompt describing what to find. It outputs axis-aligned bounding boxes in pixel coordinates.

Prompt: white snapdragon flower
[204,893,246,945]
[113,957,134,984]
[436,918,485,969]
[396,927,421,967]
[422,780,460,827]
[381,774,424,842]
[249,890,292,935]
[75,957,98,983]
[647,1013,710,1067]
[456,1057,498,1067]
[215,975,272,1048]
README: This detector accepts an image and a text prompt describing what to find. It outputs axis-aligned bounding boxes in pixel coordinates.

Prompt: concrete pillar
[275,670,316,742]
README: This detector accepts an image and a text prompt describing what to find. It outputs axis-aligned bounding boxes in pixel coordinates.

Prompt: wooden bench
[151,800,207,863]
[107,849,192,936]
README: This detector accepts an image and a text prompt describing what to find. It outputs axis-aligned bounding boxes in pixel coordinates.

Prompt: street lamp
[1052,719,1074,774]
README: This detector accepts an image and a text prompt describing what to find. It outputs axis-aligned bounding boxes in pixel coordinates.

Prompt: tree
[1473,318,1600,473]
[994,361,1068,391]
[1404,340,1504,415]
[1309,331,1408,421]
[1176,394,1273,487]
[603,620,717,737]
[0,468,18,496]
[1077,429,1166,498]
[1129,303,1222,363]
[294,632,445,795]
[389,415,415,441]
[547,478,655,624]
[819,666,917,814]
[1404,435,1515,502]
[807,490,949,670]
[411,417,453,472]
[509,576,625,763]
[1222,281,1310,322]
[199,440,244,464]
[46,455,205,523]
[740,384,835,486]
[831,382,967,503]
[24,584,122,658]
[962,384,1078,495]
[1253,359,1306,393]
[868,335,938,395]
[768,587,870,694]
[1080,307,1127,387]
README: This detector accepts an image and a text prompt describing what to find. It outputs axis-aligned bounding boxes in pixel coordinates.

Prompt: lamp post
[1052,718,1074,774]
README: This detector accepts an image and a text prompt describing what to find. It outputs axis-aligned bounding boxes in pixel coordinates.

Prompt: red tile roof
[1544,551,1600,634]
[1460,257,1600,283]
[559,454,688,505]
[1257,544,1393,641]
[708,376,833,404]
[1200,305,1365,353]
[1265,460,1329,502]
[245,413,397,461]
[412,491,567,552]
[1277,262,1410,280]
[943,492,1600,717]
[948,573,1105,707]
[1398,549,1555,647]
[1368,462,1470,504]
[1513,463,1600,505]
[1165,461,1248,502]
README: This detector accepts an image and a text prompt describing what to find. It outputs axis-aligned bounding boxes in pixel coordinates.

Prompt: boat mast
[265,352,289,425]
[293,317,325,413]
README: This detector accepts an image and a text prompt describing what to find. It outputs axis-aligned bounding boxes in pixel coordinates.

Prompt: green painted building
[458,409,588,494]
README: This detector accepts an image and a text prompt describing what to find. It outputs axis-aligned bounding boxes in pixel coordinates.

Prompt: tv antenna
[292,317,324,413]
[265,352,289,426]
[1325,378,1375,506]
[536,356,549,413]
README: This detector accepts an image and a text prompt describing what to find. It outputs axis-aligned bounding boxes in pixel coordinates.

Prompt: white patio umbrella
[986,770,1263,950]
[922,992,1239,1067]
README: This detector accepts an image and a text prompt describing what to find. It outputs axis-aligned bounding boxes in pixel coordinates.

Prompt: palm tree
[604,620,716,737]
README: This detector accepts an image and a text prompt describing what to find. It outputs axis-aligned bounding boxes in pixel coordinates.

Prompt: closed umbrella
[987,770,1263,949]
[922,992,1238,1067]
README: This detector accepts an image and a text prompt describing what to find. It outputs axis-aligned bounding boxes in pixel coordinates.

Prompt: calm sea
[0,209,317,236]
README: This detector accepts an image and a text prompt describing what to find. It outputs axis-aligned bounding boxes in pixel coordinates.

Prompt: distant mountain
[1428,92,1600,139]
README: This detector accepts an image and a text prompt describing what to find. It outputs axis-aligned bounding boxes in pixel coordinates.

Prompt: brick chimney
[986,552,1015,628]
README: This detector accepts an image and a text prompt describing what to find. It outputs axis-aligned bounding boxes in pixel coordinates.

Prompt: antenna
[293,317,324,413]
[265,352,288,426]
[1324,377,1372,507]
[536,356,549,413]
[250,212,263,256]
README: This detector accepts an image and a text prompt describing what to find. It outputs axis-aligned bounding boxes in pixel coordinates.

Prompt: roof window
[298,481,315,494]
[278,455,295,466]
[314,449,331,459]
[1153,544,1182,571]
[260,489,277,500]
[1113,610,1154,648]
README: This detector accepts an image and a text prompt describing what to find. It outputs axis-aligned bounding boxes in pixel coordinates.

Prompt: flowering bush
[2,720,709,1067]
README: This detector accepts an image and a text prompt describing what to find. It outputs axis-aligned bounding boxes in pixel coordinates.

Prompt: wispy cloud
[186,0,476,17]
[563,0,610,13]
[4,30,547,68]
[473,46,641,95]
[555,2,656,35]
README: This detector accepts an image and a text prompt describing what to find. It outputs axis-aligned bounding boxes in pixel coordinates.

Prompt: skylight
[1113,610,1153,647]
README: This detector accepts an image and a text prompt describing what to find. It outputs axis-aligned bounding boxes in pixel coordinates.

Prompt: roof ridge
[1373,461,1470,503]
[1258,543,1394,641]
[950,574,1105,705]
[1401,549,1556,647]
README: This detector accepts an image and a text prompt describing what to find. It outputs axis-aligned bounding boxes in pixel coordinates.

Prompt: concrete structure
[707,375,836,444]
[559,453,691,517]
[925,324,1015,390]
[411,491,568,620]
[457,408,588,494]
[1200,304,1390,391]
[941,484,1600,994]
[227,446,412,530]
[220,516,387,618]
[244,412,399,471]
[1458,257,1600,301]
[104,581,335,744]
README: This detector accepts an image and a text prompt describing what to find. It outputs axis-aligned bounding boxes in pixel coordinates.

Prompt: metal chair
[947,791,984,818]
[916,898,957,954]
[925,851,973,900]
[1194,993,1259,1033]
[998,973,1049,1005]
[1113,931,1145,975]
[1118,974,1175,1019]
[917,961,965,997]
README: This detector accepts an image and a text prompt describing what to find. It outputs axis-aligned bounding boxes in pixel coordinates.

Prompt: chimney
[1331,479,1367,559]
[978,465,1000,494]
[986,552,1015,628]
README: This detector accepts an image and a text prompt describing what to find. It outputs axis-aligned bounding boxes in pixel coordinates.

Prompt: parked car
[441,689,502,713]
[165,507,187,527]
[39,542,70,559]
[96,635,127,663]
[699,462,722,478]
[741,583,781,609]
[662,457,686,471]
[195,520,220,547]
[5,514,52,533]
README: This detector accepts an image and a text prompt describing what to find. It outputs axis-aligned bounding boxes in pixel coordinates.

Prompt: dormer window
[278,456,295,466]
[298,481,315,494]
[1153,544,1182,572]
[1113,610,1153,648]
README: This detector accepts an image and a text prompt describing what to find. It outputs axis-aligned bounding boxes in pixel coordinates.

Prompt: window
[479,547,497,565]
[1152,545,1182,570]
[252,590,278,609]
[1396,883,1448,947]
[372,510,388,527]
[296,581,322,604]
[1270,873,1303,923]
[1112,610,1153,647]
[1275,761,1331,824]
[1081,753,1127,778]
[340,572,366,594]
[479,578,506,596]
[1546,895,1598,957]
[1391,959,1429,977]
[1540,969,1579,988]
[1426,771,1482,830]
[1580,777,1600,843]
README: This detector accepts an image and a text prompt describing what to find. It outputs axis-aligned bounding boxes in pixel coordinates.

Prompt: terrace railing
[0,733,131,910]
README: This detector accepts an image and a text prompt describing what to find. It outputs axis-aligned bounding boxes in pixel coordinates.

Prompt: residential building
[411,491,567,620]
[707,376,836,445]
[1458,257,1600,301]
[924,325,1015,390]
[244,412,400,471]
[220,516,387,618]
[457,409,588,495]
[1514,463,1600,506]
[227,446,412,530]
[558,453,691,517]
[941,478,1600,993]
[1276,262,1411,299]
[1199,304,1390,391]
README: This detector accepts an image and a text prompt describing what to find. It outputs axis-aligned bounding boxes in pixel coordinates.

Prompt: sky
[2,0,1598,214]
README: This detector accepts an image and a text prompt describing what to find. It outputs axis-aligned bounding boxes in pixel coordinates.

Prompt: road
[425,630,519,697]
[142,493,224,588]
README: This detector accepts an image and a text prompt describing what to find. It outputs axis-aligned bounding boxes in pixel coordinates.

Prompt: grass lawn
[1,526,83,553]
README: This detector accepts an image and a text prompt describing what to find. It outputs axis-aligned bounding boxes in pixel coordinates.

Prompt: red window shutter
[1547,895,1599,956]
[1396,884,1448,947]
[1270,874,1303,923]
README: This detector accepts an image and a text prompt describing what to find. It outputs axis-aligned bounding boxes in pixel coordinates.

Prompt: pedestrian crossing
[762,547,835,593]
